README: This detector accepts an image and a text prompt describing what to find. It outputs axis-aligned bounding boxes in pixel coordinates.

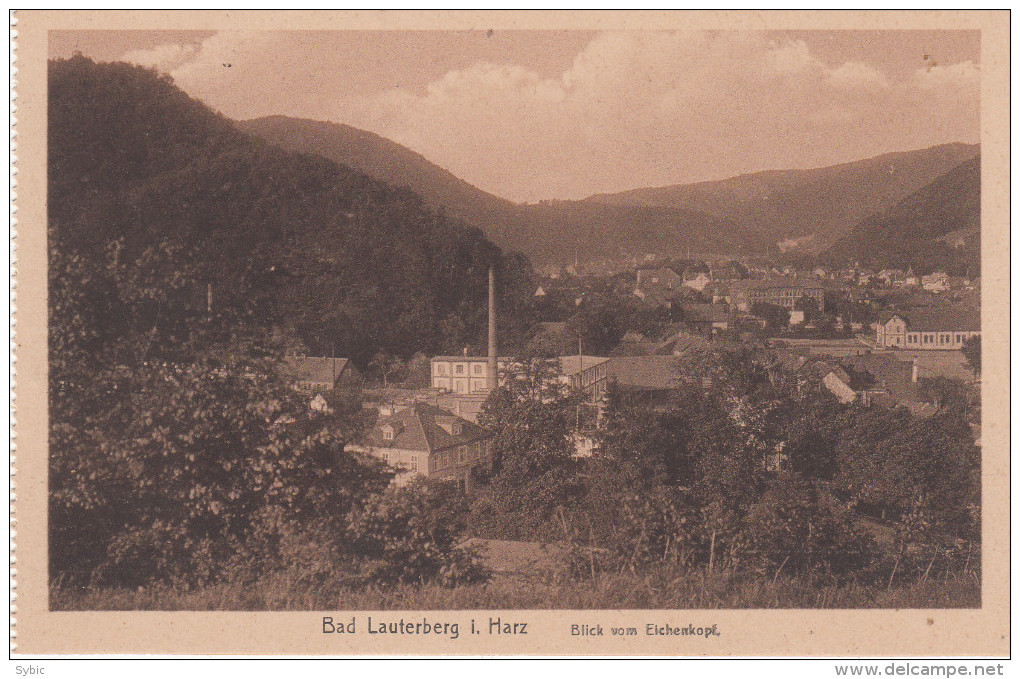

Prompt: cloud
[121,42,200,72]
[117,30,980,202]
[826,61,891,90]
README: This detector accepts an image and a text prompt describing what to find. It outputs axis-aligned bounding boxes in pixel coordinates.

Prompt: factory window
[473,363,484,375]
[436,363,447,375]
[410,456,419,472]
[455,364,465,374]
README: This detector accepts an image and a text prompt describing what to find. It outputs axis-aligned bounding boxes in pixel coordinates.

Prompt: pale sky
[51,30,980,203]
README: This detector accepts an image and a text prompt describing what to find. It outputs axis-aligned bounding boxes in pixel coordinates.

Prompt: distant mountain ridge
[824,155,981,276]
[586,143,980,252]
[236,116,519,236]
[239,115,979,265]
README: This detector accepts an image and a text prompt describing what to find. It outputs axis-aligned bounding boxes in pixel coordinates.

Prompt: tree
[962,335,981,376]
[345,478,487,586]
[369,350,404,388]
[794,295,820,321]
[476,361,584,540]
[751,302,790,332]
[566,293,627,355]
[48,238,392,587]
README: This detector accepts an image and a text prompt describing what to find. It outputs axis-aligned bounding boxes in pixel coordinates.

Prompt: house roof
[902,308,980,332]
[605,355,683,391]
[431,355,514,362]
[730,276,827,292]
[283,356,352,385]
[682,303,730,323]
[655,329,710,356]
[839,354,920,404]
[365,403,492,453]
[636,267,683,286]
[558,355,610,376]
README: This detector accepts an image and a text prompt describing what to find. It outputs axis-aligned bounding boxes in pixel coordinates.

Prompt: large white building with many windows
[875,309,980,350]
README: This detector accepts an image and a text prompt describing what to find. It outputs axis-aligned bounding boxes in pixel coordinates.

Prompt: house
[283,354,363,399]
[430,355,513,394]
[597,355,685,407]
[921,271,949,293]
[634,267,687,306]
[349,403,494,492]
[839,354,938,417]
[683,271,712,292]
[783,351,937,416]
[681,303,730,335]
[874,308,980,350]
[558,355,611,393]
[653,327,711,356]
[729,276,826,312]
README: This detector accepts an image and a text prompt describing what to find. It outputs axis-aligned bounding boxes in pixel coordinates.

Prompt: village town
[285,256,981,494]
[44,42,986,613]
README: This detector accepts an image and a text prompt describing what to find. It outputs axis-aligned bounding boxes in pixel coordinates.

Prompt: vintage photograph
[43,26,986,612]
[11,10,1011,657]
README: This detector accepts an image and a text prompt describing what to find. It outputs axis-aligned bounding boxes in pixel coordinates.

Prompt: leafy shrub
[344,479,488,586]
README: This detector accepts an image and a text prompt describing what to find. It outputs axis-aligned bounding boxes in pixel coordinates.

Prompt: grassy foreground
[51,569,980,611]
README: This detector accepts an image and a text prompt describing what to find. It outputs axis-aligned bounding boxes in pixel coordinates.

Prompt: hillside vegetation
[589,143,980,253]
[51,56,535,367]
[825,156,981,275]
[241,115,979,262]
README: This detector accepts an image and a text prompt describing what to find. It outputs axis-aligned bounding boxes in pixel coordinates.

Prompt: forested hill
[239,116,748,263]
[240,115,755,262]
[48,56,536,366]
[239,115,978,264]
[237,116,521,243]
[587,143,980,253]
[824,155,981,276]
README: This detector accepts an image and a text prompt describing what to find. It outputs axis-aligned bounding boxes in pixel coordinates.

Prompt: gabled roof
[558,355,610,376]
[901,308,980,332]
[606,355,683,391]
[840,354,919,403]
[730,276,828,291]
[682,303,730,323]
[365,403,492,453]
[655,329,709,356]
[283,356,352,385]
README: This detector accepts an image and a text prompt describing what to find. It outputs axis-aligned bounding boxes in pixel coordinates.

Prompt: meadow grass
[51,568,980,611]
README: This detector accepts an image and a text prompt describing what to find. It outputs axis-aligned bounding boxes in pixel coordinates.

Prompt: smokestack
[911,358,919,383]
[488,266,497,390]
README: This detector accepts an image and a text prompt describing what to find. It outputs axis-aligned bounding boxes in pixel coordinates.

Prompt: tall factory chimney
[488,266,497,391]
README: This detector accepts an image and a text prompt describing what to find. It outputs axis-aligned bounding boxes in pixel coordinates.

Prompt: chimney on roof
[488,266,498,390]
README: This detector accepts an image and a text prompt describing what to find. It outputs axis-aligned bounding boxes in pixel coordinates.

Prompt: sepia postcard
[10,10,1010,657]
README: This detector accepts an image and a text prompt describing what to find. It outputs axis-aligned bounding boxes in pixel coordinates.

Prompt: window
[410,455,419,472]
[455,364,465,375]
[436,363,447,375]
[458,446,467,463]
[472,363,484,375]
[382,426,394,441]
[380,451,389,463]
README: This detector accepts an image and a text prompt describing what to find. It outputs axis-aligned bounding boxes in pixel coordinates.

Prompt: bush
[345,479,488,586]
